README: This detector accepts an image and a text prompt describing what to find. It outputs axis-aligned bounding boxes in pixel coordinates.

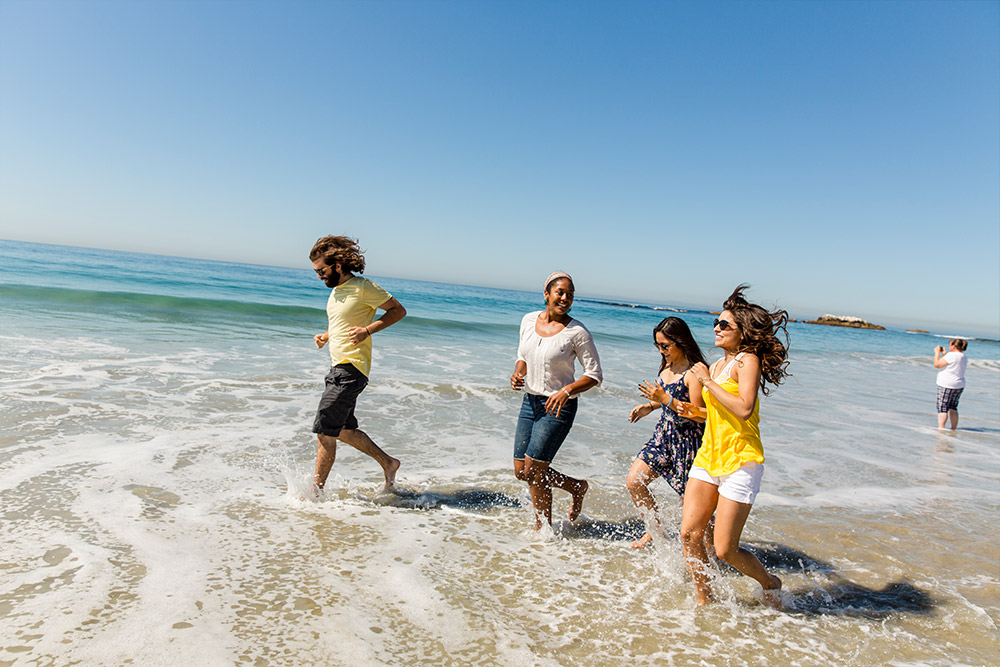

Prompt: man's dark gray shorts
[313,363,369,437]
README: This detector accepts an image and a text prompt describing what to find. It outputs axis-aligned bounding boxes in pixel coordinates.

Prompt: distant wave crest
[578,297,690,313]
[0,283,518,336]
[0,283,323,322]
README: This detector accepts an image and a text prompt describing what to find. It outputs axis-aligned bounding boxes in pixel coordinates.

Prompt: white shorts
[688,462,764,505]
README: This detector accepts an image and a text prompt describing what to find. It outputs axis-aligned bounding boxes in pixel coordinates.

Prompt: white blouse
[517,311,603,397]
[936,351,967,389]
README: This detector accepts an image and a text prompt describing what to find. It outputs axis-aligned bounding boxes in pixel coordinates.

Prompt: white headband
[544,271,572,290]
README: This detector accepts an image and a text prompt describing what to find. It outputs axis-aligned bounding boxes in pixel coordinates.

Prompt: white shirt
[936,351,967,389]
[517,311,603,396]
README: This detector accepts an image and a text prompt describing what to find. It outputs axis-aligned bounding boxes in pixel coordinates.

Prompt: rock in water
[806,314,886,330]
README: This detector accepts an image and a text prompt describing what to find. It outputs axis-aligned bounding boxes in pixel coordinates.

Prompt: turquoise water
[2,239,999,666]
[4,239,994,356]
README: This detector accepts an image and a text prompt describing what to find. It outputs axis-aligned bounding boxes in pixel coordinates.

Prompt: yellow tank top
[692,353,765,475]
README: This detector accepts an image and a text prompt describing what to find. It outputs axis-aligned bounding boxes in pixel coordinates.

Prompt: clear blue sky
[1,0,997,336]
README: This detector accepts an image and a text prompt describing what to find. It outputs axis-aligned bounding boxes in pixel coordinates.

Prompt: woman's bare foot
[630,532,653,549]
[382,457,400,490]
[761,574,783,609]
[569,479,588,521]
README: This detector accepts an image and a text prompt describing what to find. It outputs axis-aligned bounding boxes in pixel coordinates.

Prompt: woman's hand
[688,362,711,386]
[638,380,670,406]
[544,388,571,417]
[674,401,707,421]
[510,371,525,390]
[314,332,329,349]
[629,403,655,423]
[510,361,527,391]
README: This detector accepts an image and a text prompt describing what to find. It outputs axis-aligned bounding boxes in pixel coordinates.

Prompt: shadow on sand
[373,486,521,512]
[746,542,935,617]
[746,542,837,574]
[564,517,647,542]
[784,579,935,617]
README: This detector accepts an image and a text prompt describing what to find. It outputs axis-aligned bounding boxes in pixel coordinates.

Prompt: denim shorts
[513,393,578,463]
[312,363,369,436]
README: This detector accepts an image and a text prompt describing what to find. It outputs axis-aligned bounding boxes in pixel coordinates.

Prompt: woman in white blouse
[509,271,603,530]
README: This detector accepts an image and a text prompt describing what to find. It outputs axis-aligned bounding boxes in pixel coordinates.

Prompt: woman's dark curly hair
[723,284,790,395]
[653,317,707,374]
[309,235,366,274]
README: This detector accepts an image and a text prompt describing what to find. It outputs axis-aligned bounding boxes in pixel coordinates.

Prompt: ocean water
[1,239,998,667]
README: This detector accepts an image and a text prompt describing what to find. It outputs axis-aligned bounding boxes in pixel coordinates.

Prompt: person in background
[626,317,707,549]
[309,235,406,492]
[933,339,968,430]
[510,271,603,530]
[678,285,790,607]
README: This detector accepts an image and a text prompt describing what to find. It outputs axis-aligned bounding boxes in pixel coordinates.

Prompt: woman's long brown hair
[723,284,791,395]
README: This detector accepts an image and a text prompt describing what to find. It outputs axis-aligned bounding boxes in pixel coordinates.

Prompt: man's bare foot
[630,532,653,549]
[568,479,588,521]
[383,457,400,490]
[761,574,783,609]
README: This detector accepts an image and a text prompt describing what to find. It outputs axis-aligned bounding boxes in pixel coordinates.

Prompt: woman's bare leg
[523,457,554,528]
[541,463,588,522]
[626,458,661,548]
[713,496,782,606]
[680,478,720,605]
[523,457,587,527]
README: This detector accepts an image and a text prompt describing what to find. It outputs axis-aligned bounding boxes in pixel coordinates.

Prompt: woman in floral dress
[626,317,707,549]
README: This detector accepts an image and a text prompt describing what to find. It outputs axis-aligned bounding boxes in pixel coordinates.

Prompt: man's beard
[323,268,341,287]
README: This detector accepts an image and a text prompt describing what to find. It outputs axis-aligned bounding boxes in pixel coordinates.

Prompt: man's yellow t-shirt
[325,276,392,377]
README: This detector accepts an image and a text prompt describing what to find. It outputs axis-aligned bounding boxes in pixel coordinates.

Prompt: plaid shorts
[936,386,964,413]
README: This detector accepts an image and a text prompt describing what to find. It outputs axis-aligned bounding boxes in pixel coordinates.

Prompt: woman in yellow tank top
[676,285,790,607]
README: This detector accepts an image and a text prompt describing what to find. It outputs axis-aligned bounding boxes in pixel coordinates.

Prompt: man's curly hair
[309,235,366,274]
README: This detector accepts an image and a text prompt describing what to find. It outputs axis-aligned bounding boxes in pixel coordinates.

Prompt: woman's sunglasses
[713,318,735,331]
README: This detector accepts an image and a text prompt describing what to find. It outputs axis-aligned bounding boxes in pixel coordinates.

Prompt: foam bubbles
[3,282,1000,666]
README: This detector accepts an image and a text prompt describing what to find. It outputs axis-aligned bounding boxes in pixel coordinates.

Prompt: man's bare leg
[314,434,338,490]
[338,428,400,490]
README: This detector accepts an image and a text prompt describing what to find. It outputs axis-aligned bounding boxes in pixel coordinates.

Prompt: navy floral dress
[636,372,704,496]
